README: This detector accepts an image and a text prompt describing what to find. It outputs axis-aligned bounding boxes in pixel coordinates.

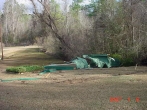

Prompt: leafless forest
[1,0,147,64]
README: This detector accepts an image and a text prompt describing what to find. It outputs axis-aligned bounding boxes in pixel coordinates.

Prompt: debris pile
[40,54,121,74]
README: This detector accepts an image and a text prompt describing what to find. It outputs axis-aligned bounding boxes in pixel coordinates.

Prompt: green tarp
[83,54,121,68]
[83,54,111,68]
[40,54,121,74]
[44,64,75,70]
[40,64,76,74]
[71,57,89,69]
[110,58,121,67]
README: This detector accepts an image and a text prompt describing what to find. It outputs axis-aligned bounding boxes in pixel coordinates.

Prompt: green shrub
[23,65,44,72]
[6,67,26,73]
[122,57,135,66]
[111,54,122,61]
[6,65,44,74]
[110,53,136,66]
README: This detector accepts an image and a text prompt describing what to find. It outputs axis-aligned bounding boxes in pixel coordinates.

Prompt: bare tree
[0,23,3,60]
[30,0,73,51]
[2,0,32,46]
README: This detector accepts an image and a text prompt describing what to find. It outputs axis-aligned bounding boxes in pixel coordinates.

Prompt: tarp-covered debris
[40,54,121,74]
[83,54,111,68]
[83,54,120,68]
[40,63,76,74]
[71,57,89,69]
[83,54,121,68]
[110,58,121,67]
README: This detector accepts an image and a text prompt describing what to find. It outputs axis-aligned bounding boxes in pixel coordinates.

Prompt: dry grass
[0,46,147,110]
[1,46,63,67]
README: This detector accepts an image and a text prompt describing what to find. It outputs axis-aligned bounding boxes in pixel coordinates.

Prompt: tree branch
[30,0,73,51]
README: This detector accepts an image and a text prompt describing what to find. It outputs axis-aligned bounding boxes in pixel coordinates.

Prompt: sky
[0,0,91,13]
[0,0,5,11]
[0,0,42,13]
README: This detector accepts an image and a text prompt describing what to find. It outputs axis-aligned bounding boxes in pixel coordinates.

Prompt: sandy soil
[0,46,147,110]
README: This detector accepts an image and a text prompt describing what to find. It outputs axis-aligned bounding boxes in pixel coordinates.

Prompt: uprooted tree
[30,0,91,59]
[30,0,147,65]
[30,0,74,57]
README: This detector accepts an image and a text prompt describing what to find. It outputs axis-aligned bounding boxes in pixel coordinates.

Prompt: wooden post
[0,24,3,60]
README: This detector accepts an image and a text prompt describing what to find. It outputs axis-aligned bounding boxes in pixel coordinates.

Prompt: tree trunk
[0,24,4,60]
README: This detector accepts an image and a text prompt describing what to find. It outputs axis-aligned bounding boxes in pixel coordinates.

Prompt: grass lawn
[0,46,147,110]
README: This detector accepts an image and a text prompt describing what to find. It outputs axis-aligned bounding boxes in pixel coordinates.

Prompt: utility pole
[0,24,3,60]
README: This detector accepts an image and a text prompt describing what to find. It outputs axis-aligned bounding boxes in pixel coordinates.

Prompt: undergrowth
[6,65,44,74]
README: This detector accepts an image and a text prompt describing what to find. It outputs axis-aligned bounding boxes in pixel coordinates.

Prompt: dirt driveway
[0,46,147,110]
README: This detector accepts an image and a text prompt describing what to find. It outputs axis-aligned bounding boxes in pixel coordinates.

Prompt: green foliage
[71,0,83,16]
[6,67,26,73]
[22,65,44,72]
[83,3,98,16]
[111,53,136,66]
[121,52,136,66]
[122,57,135,66]
[6,65,43,74]
[111,54,122,61]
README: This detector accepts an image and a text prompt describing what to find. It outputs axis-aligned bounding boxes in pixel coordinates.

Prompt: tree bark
[30,0,74,52]
[0,24,4,60]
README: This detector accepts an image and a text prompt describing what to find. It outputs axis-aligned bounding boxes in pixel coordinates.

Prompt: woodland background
[1,0,147,65]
